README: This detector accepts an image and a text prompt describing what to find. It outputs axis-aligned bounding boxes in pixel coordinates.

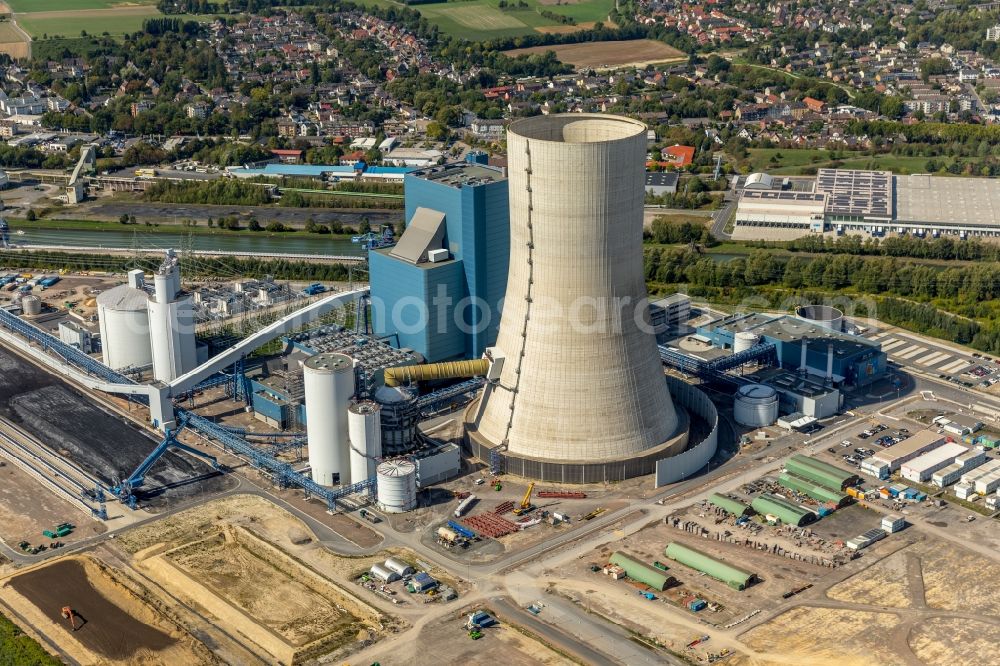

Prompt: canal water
[9,227,366,257]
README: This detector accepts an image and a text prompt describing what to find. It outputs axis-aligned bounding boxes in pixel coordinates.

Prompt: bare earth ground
[736,607,902,666]
[909,617,999,665]
[117,494,400,662]
[0,556,213,665]
[0,459,106,546]
[505,39,685,68]
[404,604,576,666]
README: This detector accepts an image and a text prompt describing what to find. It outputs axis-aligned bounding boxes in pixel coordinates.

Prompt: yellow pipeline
[384,359,490,387]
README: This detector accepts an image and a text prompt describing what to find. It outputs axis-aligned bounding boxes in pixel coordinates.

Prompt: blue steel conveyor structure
[658,342,777,381]
[109,412,221,509]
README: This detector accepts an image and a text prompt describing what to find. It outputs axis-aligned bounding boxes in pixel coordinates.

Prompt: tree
[247,218,261,231]
[25,209,36,221]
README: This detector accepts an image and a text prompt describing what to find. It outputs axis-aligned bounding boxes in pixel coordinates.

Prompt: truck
[135,168,158,178]
[358,508,381,523]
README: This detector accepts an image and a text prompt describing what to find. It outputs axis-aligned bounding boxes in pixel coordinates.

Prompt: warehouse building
[778,472,849,507]
[609,551,677,591]
[930,449,986,488]
[708,493,751,517]
[961,457,1000,485]
[785,454,859,491]
[901,442,969,483]
[733,168,1000,240]
[697,312,886,388]
[861,429,945,478]
[755,369,841,418]
[663,542,757,590]
[751,493,818,527]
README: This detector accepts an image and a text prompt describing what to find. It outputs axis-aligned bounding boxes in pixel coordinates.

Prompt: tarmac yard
[0,556,212,665]
[0,344,235,509]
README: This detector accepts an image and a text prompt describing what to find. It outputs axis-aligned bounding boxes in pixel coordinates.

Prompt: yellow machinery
[383,359,490,387]
[513,482,535,515]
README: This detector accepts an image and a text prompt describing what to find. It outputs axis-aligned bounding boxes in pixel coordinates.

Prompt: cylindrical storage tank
[96,284,152,370]
[21,295,41,315]
[733,331,759,355]
[349,400,382,484]
[473,114,679,467]
[795,304,843,332]
[377,459,417,513]
[437,526,458,543]
[734,384,779,427]
[304,353,356,486]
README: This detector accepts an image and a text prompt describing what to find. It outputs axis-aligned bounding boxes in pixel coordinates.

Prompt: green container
[55,527,72,537]
[42,530,56,539]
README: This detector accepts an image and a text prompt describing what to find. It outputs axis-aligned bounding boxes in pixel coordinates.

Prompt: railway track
[0,418,105,516]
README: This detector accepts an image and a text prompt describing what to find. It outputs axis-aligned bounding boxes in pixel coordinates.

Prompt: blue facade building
[696,313,886,387]
[370,161,509,362]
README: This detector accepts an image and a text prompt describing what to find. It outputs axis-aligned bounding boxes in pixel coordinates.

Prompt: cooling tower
[469,114,682,479]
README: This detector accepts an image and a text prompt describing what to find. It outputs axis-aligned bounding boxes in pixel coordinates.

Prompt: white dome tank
[733,331,759,355]
[96,284,152,370]
[734,384,779,427]
[304,352,355,486]
[349,400,382,484]
[377,459,417,513]
[21,295,41,316]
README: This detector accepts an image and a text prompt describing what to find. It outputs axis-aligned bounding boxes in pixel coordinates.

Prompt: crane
[61,606,78,631]
[110,413,221,509]
[513,482,535,516]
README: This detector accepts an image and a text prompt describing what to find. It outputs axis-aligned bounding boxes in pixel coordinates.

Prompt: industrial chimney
[469,114,681,478]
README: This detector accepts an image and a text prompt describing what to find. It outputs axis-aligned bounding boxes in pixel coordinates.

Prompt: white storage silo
[349,400,382,484]
[97,284,152,370]
[21,295,41,315]
[734,384,779,427]
[733,331,759,355]
[377,459,417,513]
[472,114,680,469]
[148,252,197,382]
[304,352,355,486]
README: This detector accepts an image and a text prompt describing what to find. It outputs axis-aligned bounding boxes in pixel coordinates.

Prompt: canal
[8,227,366,257]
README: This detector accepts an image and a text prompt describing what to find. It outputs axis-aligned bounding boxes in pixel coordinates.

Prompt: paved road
[711,195,736,239]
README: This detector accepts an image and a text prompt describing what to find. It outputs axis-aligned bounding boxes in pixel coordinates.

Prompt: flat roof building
[869,429,946,472]
[732,190,827,240]
[901,442,969,482]
[645,171,679,196]
[697,312,886,388]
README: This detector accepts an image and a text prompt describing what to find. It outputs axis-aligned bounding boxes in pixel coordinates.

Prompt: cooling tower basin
[795,304,843,332]
[467,114,684,481]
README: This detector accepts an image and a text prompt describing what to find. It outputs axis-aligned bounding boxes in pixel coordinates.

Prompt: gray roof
[645,171,679,187]
[895,174,1000,227]
[95,284,148,311]
[390,207,445,264]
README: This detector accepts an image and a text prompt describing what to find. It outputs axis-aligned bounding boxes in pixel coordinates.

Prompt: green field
[18,10,216,39]
[6,0,156,11]
[356,0,614,40]
[746,148,951,176]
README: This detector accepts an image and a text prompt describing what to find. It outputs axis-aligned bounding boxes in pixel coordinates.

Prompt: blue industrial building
[696,313,886,387]
[370,159,509,362]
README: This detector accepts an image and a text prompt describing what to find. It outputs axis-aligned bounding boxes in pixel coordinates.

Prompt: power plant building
[467,114,685,483]
[696,312,886,387]
[370,158,509,362]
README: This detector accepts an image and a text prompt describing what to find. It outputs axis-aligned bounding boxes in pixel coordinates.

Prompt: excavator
[512,482,535,516]
[61,606,78,631]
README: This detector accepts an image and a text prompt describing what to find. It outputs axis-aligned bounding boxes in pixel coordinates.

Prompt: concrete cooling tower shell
[469,114,681,479]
